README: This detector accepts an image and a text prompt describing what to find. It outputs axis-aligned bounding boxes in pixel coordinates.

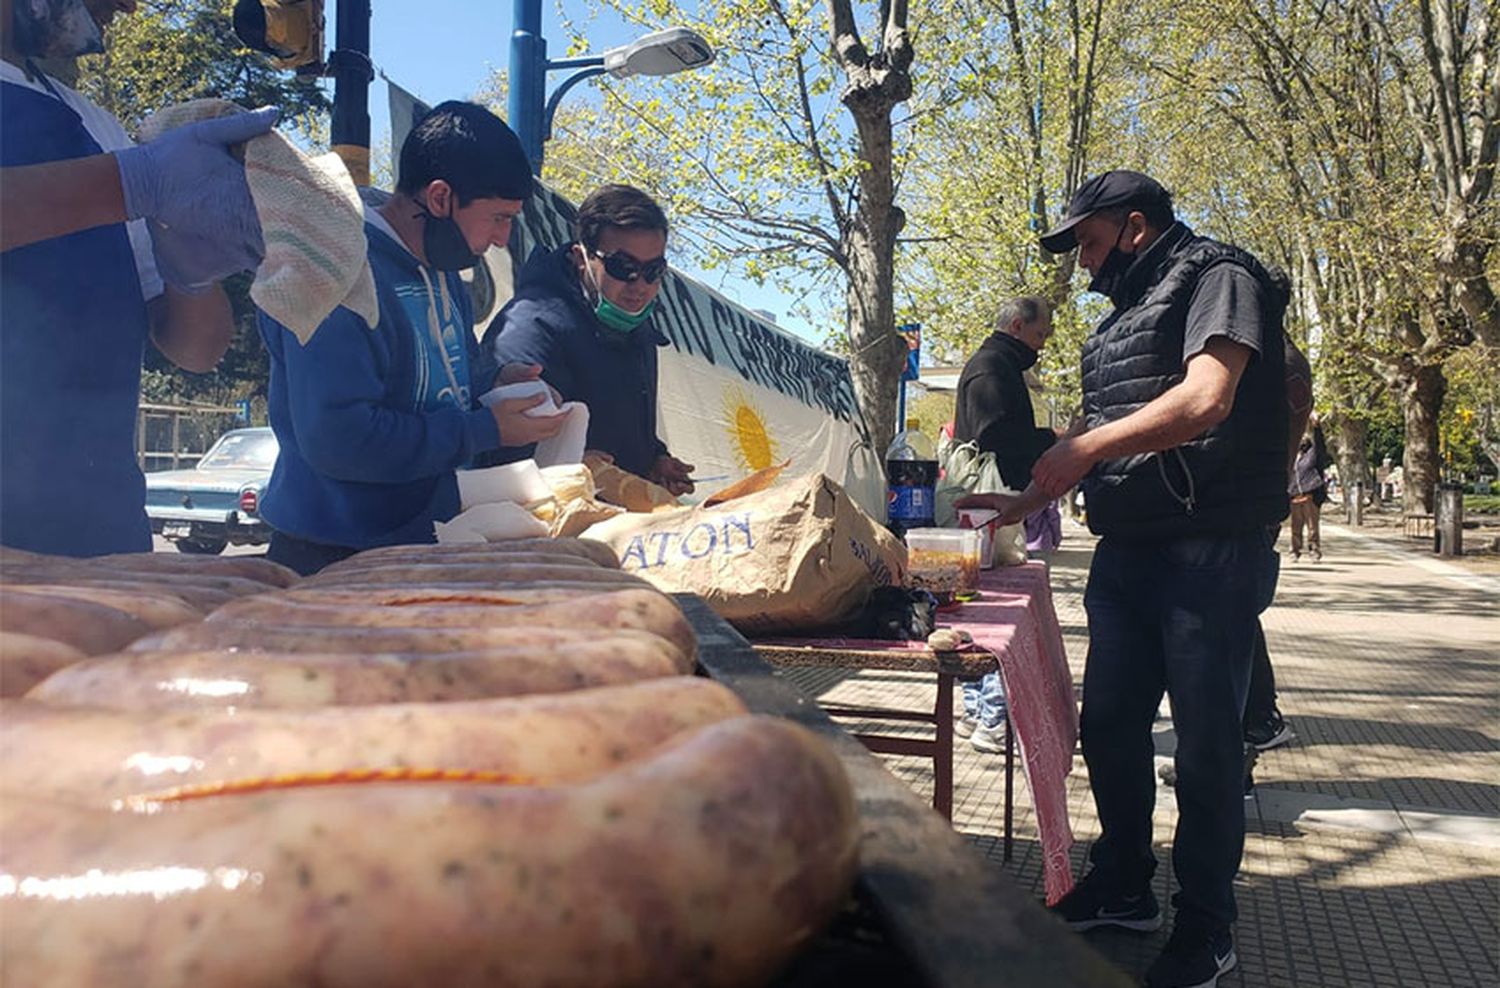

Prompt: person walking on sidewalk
[1241,328,1311,760]
[951,295,1058,754]
[964,170,1289,988]
[1288,417,1329,562]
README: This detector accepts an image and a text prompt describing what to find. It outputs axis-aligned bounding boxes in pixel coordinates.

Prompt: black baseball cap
[1039,170,1172,253]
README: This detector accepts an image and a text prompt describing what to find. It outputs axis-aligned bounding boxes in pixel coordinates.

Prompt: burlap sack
[581,473,907,634]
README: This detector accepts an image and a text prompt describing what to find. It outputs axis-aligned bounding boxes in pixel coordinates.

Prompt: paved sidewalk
[782,519,1499,987]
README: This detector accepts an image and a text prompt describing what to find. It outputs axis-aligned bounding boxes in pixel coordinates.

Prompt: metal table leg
[1004,713,1015,862]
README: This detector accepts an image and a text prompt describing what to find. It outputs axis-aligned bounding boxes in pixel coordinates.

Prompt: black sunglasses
[591,249,669,284]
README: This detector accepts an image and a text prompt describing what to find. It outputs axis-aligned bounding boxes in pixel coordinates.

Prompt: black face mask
[1088,219,1136,302]
[416,200,480,271]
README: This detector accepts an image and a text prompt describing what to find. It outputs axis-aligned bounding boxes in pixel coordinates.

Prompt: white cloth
[455,459,553,513]
[0,60,163,301]
[138,99,379,344]
[477,380,590,467]
[436,501,549,543]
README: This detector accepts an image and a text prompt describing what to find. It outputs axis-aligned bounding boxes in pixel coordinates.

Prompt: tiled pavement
[781,519,1499,987]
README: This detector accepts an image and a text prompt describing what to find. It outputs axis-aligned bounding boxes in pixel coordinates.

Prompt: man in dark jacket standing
[485,184,694,495]
[953,296,1057,491]
[963,171,1287,988]
[952,295,1057,752]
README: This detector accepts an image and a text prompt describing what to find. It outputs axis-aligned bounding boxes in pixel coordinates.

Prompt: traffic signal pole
[330,0,373,185]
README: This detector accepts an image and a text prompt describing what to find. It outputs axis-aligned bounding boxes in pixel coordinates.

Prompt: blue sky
[330,0,825,344]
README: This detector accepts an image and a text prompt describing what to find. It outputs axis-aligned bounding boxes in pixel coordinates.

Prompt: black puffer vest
[1080,224,1289,540]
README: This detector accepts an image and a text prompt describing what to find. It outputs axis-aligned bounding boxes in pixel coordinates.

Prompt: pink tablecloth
[758,562,1079,903]
[959,561,1078,904]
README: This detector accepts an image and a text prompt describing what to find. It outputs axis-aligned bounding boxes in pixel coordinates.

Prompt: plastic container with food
[904,527,981,601]
[956,507,1002,569]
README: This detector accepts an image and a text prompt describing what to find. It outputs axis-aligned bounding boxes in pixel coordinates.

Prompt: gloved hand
[114,106,279,290]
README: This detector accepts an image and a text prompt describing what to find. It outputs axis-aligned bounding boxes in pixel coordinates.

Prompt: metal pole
[509,0,546,173]
[330,0,372,185]
[542,64,605,143]
[1437,484,1464,557]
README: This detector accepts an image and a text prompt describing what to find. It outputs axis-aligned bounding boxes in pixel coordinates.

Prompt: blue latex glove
[114,106,279,290]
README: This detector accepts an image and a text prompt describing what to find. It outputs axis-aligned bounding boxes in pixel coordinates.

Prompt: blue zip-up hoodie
[482,245,668,478]
[256,205,502,549]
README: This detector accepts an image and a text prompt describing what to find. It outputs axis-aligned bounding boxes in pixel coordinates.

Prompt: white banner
[512,184,886,518]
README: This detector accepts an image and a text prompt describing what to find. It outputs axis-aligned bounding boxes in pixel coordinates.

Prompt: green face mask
[582,248,657,333]
[594,294,656,333]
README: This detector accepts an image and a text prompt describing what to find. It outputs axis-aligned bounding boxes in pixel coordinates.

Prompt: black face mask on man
[415,198,480,271]
[1088,218,1137,301]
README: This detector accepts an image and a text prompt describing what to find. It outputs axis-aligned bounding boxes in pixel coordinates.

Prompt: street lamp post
[507,0,715,174]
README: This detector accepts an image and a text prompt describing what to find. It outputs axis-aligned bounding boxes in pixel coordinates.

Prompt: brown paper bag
[581,473,908,634]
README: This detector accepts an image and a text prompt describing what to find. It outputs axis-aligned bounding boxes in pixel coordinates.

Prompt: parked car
[145,427,277,554]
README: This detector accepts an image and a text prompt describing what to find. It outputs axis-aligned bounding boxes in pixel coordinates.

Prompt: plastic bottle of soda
[886,417,938,540]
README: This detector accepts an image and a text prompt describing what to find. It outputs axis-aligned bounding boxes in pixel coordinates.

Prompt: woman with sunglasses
[485,184,695,497]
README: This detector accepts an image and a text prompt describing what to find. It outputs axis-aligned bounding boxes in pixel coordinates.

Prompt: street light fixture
[602,28,715,78]
[509,1,715,173]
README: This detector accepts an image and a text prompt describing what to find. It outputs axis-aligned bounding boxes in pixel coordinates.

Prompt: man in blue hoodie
[484,184,694,496]
[256,101,564,575]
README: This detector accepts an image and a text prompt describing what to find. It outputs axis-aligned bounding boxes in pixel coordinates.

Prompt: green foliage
[907,389,955,443]
[1463,495,1500,515]
[1440,346,1500,477]
[76,0,329,135]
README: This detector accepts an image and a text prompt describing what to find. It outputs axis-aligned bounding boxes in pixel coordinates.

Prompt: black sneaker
[1049,870,1162,932]
[1145,925,1236,988]
[1244,710,1294,751]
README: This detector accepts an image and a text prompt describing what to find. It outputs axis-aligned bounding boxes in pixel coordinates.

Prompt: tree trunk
[829,0,913,457]
[1333,414,1370,513]
[843,205,906,454]
[1400,362,1447,515]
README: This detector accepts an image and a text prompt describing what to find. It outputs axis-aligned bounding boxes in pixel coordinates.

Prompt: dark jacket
[483,246,668,478]
[1080,223,1290,539]
[952,332,1057,490]
[1289,443,1325,497]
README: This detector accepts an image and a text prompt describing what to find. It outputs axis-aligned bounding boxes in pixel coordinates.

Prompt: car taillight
[239,489,259,515]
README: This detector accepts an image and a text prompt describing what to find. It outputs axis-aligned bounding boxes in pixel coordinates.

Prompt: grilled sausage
[0,632,87,697]
[128,623,692,670]
[29,637,691,710]
[205,588,695,659]
[319,551,605,578]
[301,562,648,590]
[5,585,202,628]
[0,716,859,988]
[1,677,747,803]
[344,537,619,568]
[0,591,153,655]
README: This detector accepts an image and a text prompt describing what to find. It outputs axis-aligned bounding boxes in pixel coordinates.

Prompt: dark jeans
[1081,530,1272,931]
[267,531,358,576]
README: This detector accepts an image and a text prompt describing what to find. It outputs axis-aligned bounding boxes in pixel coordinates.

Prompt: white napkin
[477,380,590,467]
[455,459,552,513]
[436,501,549,543]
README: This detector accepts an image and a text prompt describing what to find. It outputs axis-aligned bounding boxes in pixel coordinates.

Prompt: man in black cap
[961,170,1287,988]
